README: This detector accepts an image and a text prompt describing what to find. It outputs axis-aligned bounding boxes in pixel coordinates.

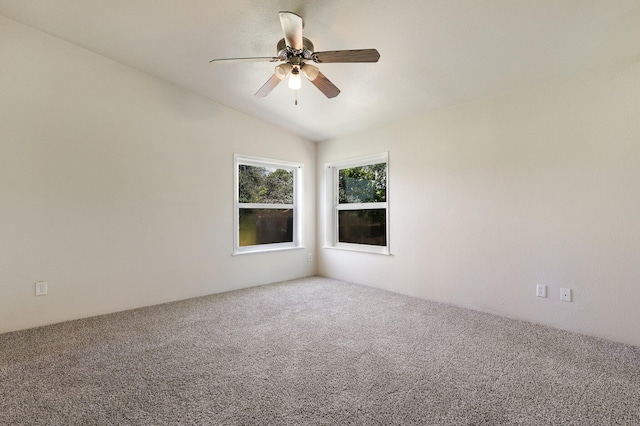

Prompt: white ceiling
[2,1,640,141]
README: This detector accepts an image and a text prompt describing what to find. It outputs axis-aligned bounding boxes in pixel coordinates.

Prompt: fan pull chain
[295,90,298,106]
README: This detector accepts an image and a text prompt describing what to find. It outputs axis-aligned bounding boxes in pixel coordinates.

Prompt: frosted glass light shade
[288,72,302,90]
[275,63,292,80]
[301,64,319,81]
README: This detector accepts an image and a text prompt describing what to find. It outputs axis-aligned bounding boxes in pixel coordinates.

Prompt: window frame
[234,154,303,255]
[324,152,390,255]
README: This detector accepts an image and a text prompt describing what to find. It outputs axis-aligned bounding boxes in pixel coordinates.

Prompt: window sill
[323,244,391,256]
[233,246,305,256]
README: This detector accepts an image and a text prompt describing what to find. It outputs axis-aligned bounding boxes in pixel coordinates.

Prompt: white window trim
[324,152,390,255]
[234,154,303,255]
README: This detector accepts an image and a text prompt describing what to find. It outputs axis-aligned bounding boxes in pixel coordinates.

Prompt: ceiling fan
[210,11,380,100]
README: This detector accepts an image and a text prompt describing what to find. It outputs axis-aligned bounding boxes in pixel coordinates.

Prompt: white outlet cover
[536,284,547,298]
[35,281,48,296]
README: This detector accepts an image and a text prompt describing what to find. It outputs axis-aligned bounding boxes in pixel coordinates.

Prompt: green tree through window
[239,165,293,204]
[338,163,386,204]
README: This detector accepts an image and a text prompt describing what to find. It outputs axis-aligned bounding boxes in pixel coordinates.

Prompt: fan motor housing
[277,37,314,54]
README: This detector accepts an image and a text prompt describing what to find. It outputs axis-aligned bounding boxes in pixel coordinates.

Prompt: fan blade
[309,71,340,98]
[312,49,380,63]
[210,56,280,63]
[279,11,303,50]
[254,74,283,98]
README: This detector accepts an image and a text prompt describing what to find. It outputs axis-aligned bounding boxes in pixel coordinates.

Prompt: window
[325,152,389,254]
[234,154,302,254]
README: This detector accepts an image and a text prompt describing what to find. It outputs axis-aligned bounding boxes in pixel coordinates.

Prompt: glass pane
[239,209,294,246]
[338,163,386,204]
[338,209,386,246]
[238,164,293,204]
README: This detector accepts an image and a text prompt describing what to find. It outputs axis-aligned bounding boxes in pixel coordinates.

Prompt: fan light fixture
[301,64,319,81]
[288,67,301,90]
[275,63,292,80]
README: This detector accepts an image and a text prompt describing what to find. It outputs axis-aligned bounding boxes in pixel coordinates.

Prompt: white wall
[0,16,316,333]
[317,59,640,347]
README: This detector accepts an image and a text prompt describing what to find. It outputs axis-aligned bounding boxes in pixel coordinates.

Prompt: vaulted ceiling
[2,1,640,141]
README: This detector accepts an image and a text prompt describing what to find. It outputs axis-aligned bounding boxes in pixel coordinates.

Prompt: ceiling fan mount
[210,11,380,100]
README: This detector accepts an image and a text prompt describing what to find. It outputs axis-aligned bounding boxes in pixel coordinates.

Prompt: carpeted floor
[1,276,639,425]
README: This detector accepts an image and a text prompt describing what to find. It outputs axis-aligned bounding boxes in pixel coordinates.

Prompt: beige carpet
[1,276,639,425]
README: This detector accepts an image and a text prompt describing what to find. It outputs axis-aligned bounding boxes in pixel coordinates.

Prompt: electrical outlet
[560,288,572,302]
[536,284,547,298]
[307,253,312,262]
[35,281,48,296]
